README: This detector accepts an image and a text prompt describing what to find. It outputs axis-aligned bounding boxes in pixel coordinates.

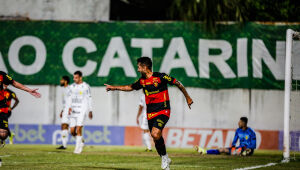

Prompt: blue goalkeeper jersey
[232,127,256,149]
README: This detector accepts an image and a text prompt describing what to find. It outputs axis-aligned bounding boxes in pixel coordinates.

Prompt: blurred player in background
[57,76,70,150]
[136,95,152,152]
[105,57,193,170]
[65,71,93,154]
[3,84,19,144]
[0,71,41,146]
[195,117,256,156]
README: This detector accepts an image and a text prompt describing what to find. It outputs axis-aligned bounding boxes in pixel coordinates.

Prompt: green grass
[0,145,299,169]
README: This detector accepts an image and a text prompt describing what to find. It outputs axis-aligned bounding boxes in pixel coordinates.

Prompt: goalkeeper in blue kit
[195,117,256,156]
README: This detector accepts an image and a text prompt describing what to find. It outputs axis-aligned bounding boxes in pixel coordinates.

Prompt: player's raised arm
[104,84,134,92]
[12,80,41,98]
[174,80,193,109]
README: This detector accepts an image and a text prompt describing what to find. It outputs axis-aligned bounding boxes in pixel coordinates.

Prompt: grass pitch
[0,145,299,169]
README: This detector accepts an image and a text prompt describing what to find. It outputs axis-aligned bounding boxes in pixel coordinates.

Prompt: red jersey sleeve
[160,73,176,85]
[131,79,143,90]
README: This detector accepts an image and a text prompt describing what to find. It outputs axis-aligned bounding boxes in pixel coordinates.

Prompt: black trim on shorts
[148,114,169,132]
[0,113,9,130]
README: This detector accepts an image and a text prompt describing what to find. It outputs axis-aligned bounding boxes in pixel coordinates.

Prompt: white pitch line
[234,163,278,170]
[0,155,11,158]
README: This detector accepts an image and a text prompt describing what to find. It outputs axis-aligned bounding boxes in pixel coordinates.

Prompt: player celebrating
[105,57,193,170]
[0,71,41,146]
[57,76,70,150]
[3,84,19,144]
[65,71,93,154]
[136,95,152,152]
[195,117,256,156]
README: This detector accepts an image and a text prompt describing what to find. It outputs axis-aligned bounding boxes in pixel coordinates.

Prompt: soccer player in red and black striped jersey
[3,85,19,118]
[0,71,41,146]
[3,84,19,144]
[105,57,193,170]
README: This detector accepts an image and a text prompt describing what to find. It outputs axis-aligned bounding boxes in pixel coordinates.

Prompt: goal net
[283,29,300,162]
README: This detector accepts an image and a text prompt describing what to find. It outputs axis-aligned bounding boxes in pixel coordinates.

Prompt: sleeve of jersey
[231,130,239,147]
[131,79,142,90]
[161,73,176,85]
[87,85,93,112]
[1,71,14,85]
[249,130,257,149]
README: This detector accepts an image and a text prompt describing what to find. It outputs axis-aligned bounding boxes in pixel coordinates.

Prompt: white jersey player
[57,76,71,150]
[136,95,152,151]
[65,71,93,154]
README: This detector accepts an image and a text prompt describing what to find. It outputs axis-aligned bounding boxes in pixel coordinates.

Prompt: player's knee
[62,124,68,130]
[76,126,83,135]
[70,128,76,136]
[70,132,75,136]
[0,129,8,140]
[151,132,161,140]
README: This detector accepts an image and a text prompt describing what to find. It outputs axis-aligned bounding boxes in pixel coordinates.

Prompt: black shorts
[0,113,9,130]
[148,114,169,132]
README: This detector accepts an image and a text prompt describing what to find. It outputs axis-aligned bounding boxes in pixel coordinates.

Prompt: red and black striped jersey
[3,89,16,107]
[0,71,14,112]
[131,72,176,120]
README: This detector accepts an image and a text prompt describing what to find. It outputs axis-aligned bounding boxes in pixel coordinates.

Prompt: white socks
[61,130,69,148]
[75,136,83,151]
[143,132,152,150]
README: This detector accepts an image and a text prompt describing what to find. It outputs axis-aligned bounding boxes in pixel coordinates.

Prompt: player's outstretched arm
[104,84,133,92]
[174,80,193,109]
[12,81,41,98]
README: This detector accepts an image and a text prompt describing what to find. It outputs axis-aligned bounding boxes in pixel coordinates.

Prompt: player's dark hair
[74,71,82,77]
[240,117,248,124]
[137,57,152,70]
[62,76,70,84]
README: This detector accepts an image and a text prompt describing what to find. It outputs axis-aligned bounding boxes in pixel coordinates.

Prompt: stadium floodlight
[283,29,300,163]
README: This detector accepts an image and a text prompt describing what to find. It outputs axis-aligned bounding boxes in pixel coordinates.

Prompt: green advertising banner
[0,21,299,89]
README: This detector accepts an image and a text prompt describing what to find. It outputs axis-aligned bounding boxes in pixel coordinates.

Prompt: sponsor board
[125,127,279,150]
[8,124,124,145]
[279,131,300,151]
[7,124,292,150]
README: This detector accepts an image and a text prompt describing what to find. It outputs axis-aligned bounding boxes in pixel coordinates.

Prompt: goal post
[283,29,300,162]
[283,29,293,162]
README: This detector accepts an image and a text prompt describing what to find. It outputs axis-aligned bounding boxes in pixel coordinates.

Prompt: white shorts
[140,116,148,130]
[61,110,70,124]
[69,109,87,127]
[70,115,86,127]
